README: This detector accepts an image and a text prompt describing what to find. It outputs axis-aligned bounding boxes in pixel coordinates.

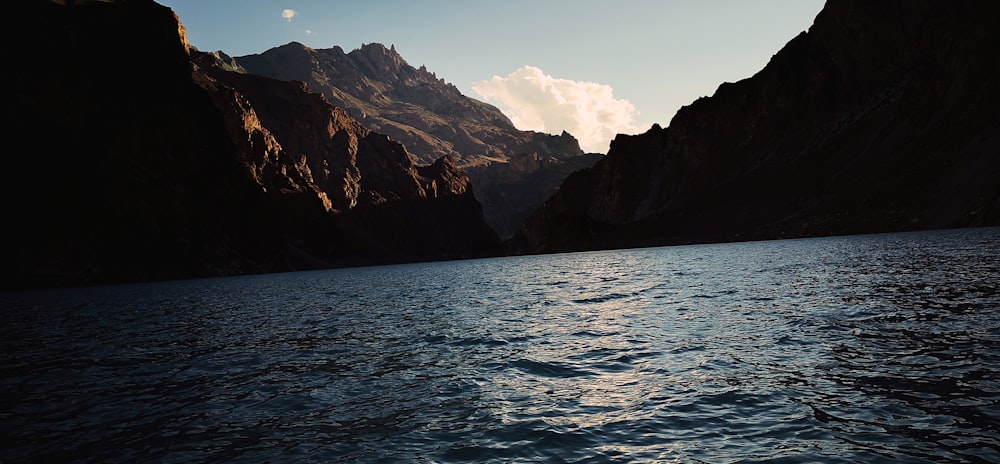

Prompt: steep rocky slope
[231,41,598,235]
[512,0,1000,254]
[233,42,584,167]
[193,52,500,265]
[6,0,499,289]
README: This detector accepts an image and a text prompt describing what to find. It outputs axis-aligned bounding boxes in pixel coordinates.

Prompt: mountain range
[213,41,598,238]
[6,0,999,290]
[231,41,587,167]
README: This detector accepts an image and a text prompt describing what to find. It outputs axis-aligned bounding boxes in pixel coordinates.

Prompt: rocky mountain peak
[350,42,409,81]
[232,40,599,239]
[236,42,583,165]
[284,41,312,51]
[356,42,401,60]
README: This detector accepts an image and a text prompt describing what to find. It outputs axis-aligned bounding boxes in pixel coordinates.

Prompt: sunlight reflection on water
[2,228,999,463]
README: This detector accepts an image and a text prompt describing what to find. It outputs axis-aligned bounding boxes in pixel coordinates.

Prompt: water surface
[2,228,998,462]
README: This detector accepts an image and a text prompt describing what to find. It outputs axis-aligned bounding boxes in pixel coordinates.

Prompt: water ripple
[1,228,998,463]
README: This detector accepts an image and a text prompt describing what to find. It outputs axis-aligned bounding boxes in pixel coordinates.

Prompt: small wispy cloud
[281,9,297,22]
[472,66,641,153]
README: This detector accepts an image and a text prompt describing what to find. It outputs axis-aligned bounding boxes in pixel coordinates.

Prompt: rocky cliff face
[231,40,594,236]
[512,0,1000,254]
[193,52,501,265]
[5,0,498,289]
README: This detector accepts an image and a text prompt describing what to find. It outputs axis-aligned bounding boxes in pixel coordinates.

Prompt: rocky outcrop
[512,0,1000,254]
[5,0,499,289]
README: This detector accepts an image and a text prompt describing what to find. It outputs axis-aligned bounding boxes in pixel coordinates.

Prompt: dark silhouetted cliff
[5,0,499,289]
[465,152,603,238]
[512,0,1000,254]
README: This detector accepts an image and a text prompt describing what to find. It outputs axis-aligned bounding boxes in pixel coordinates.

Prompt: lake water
[2,228,998,463]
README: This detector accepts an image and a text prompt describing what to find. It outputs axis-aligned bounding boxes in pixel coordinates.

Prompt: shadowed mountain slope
[512,0,1000,254]
[5,0,499,289]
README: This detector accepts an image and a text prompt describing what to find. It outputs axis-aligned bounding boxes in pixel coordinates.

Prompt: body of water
[2,228,999,463]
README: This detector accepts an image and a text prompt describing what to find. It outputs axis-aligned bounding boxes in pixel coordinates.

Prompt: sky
[159,0,825,153]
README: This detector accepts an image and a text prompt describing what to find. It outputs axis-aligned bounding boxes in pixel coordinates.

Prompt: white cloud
[282,9,297,22]
[472,66,641,153]
[305,29,313,35]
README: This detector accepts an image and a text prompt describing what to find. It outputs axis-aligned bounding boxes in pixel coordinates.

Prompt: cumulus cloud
[472,66,641,153]
[281,9,297,22]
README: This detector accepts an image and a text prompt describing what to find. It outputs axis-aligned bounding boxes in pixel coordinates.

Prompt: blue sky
[160,0,825,152]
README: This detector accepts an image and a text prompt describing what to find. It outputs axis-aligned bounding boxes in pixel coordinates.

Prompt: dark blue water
[2,228,998,463]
